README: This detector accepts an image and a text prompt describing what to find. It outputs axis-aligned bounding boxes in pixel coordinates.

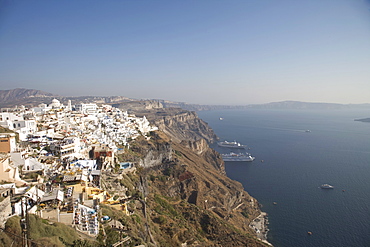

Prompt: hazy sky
[1,0,370,105]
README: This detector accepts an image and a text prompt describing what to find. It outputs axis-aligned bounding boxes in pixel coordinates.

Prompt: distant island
[354,118,370,123]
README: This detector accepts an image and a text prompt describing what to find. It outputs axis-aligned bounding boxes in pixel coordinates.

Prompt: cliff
[108,107,267,246]
[112,100,164,112]
[135,108,218,143]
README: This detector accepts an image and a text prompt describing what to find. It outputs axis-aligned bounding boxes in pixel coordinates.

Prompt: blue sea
[198,109,370,247]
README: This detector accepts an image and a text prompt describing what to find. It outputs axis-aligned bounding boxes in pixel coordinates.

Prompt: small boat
[320,184,334,189]
[307,231,313,235]
[305,130,311,133]
[219,117,223,120]
[273,202,277,205]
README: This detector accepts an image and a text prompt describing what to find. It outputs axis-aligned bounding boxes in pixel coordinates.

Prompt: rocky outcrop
[138,142,172,168]
[123,130,265,246]
[135,108,218,144]
[180,138,209,155]
[112,100,163,112]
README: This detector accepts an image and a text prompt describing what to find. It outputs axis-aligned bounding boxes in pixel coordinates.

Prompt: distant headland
[354,118,370,123]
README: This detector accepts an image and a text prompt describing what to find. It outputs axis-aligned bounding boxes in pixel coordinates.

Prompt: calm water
[198,109,370,247]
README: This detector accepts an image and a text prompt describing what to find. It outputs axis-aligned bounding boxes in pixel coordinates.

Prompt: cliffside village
[0,99,158,236]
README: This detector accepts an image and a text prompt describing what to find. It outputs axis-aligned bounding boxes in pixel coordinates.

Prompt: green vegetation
[153,215,167,224]
[0,126,14,133]
[118,174,136,189]
[174,150,182,157]
[22,171,41,180]
[0,215,98,247]
[70,239,95,247]
[100,204,127,225]
[0,216,21,246]
[241,210,249,218]
[153,194,179,218]
[28,214,78,245]
[131,214,142,224]
[163,167,173,177]
[104,227,121,246]
[0,126,19,141]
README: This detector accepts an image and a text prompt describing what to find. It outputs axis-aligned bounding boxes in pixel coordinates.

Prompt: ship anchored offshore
[221,152,255,162]
[217,140,246,149]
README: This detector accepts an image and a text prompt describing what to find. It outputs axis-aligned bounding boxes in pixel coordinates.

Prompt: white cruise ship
[217,140,246,149]
[221,152,255,162]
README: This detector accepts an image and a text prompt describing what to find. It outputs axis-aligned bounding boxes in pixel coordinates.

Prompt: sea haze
[198,109,370,247]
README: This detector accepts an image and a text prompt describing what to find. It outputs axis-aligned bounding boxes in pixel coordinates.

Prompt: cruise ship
[217,140,246,149]
[221,152,255,162]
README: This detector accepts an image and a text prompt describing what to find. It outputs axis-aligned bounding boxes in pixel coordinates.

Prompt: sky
[0,0,370,105]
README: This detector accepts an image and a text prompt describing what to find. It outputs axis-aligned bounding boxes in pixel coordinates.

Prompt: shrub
[241,211,249,218]
[154,194,178,218]
[132,214,141,224]
[153,216,167,225]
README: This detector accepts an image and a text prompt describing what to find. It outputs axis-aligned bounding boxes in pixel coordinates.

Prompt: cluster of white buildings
[0,99,158,234]
[1,98,157,153]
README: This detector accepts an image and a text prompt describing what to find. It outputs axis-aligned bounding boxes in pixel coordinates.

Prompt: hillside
[0,88,54,108]
[0,106,268,246]
[0,89,136,108]
[102,108,268,246]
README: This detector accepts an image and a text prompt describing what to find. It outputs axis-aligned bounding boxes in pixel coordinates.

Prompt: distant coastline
[354,118,370,123]
[2,88,370,112]
[159,100,370,112]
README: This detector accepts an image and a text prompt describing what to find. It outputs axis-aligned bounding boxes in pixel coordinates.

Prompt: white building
[50,137,82,158]
[14,120,37,141]
[0,112,23,129]
[50,99,61,109]
[0,154,25,186]
[31,103,52,114]
[0,112,37,141]
[75,104,98,115]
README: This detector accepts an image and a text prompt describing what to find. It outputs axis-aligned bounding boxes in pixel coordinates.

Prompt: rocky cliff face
[112,100,164,112]
[134,108,223,172]
[113,107,266,246]
[135,108,218,143]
